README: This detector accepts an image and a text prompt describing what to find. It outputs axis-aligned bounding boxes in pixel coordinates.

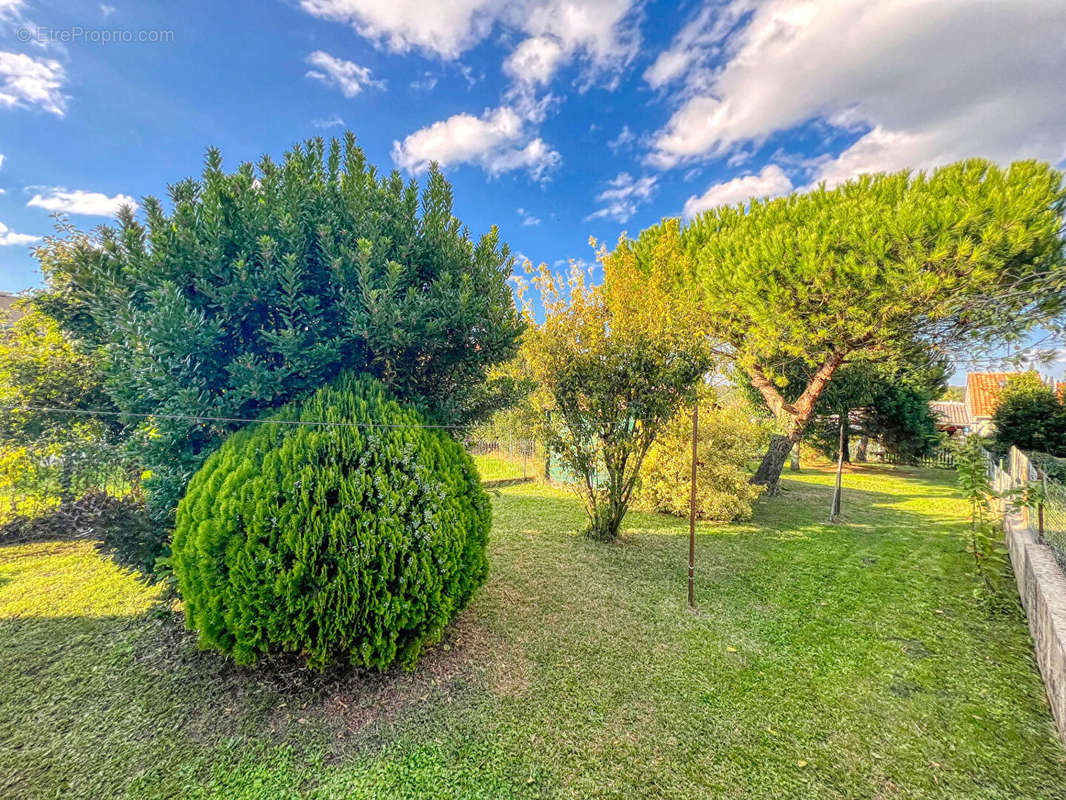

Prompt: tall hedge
[34,132,524,533]
[171,374,490,671]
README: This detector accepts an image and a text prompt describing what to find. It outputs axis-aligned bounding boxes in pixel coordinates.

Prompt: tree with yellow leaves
[519,223,711,540]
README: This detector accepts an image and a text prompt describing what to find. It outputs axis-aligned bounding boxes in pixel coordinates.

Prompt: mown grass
[1,465,1064,798]
[472,451,534,482]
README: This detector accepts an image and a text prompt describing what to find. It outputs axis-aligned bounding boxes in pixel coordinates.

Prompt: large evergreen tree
[34,133,524,522]
[804,346,949,463]
[675,160,1066,492]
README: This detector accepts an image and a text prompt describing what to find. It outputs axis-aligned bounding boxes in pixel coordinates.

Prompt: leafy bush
[35,133,523,534]
[520,226,711,540]
[0,306,130,520]
[952,436,1012,607]
[992,372,1066,456]
[171,374,490,671]
[636,390,771,522]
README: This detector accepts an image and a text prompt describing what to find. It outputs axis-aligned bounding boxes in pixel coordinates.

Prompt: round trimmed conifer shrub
[171,374,490,670]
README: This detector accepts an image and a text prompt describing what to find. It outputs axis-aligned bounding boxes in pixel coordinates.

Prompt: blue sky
[2,0,1066,377]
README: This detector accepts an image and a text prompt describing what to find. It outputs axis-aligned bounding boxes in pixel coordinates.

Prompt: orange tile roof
[966,372,1015,418]
[963,371,1066,418]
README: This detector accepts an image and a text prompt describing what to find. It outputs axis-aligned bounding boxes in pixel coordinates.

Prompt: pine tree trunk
[855,435,869,463]
[753,434,795,495]
[747,354,844,495]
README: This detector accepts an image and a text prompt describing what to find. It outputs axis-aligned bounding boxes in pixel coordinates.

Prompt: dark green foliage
[34,133,523,534]
[744,343,948,462]
[171,374,490,671]
[94,496,161,575]
[992,372,1066,456]
[863,383,942,460]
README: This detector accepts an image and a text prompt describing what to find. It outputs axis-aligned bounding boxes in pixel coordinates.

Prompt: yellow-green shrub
[637,391,772,521]
[171,374,490,671]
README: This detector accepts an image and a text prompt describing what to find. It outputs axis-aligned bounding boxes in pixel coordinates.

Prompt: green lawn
[2,466,1065,798]
[472,451,534,482]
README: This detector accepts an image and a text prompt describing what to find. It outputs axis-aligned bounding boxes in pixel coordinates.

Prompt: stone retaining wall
[1005,513,1066,744]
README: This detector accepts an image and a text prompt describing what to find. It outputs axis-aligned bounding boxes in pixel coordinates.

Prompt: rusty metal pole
[830,413,845,521]
[689,403,698,609]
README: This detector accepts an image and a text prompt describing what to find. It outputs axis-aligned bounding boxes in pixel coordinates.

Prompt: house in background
[930,371,1065,437]
[964,372,1018,435]
[929,399,970,436]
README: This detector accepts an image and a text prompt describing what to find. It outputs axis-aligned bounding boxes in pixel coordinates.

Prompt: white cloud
[607,124,635,153]
[649,0,1066,182]
[509,0,641,88]
[298,0,501,59]
[410,73,438,91]
[305,51,383,98]
[299,0,640,88]
[0,51,67,116]
[517,207,541,226]
[311,114,345,128]
[682,164,792,219]
[393,106,560,180]
[0,220,39,246]
[0,153,4,169]
[0,0,24,19]
[27,188,137,217]
[586,172,657,222]
[482,137,561,179]
[504,35,566,85]
[644,0,752,90]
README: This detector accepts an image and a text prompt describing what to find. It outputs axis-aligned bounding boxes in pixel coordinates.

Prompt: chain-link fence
[0,439,130,524]
[991,446,1066,573]
[464,438,543,484]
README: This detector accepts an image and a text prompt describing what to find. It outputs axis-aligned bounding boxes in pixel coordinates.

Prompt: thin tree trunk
[855,435,869,463]
[543,411,552,481]
[830,413,845,521]
[789,443,800,472]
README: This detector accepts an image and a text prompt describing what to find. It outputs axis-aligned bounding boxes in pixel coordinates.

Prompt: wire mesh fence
[0,442,131,524]
[990,446,1066,573]
[463,438,542,484]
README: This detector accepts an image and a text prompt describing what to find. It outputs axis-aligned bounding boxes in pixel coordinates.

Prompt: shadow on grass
[0,600,520,769]
[597,465,968,544]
